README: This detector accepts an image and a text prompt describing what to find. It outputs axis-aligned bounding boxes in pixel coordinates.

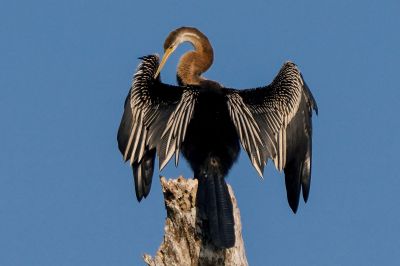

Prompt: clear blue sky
[1,0,399,265]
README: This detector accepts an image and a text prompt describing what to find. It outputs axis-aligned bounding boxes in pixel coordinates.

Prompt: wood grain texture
[143,176,248,266]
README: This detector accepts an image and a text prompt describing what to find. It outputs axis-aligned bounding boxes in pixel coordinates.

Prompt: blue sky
[1,0,399,265]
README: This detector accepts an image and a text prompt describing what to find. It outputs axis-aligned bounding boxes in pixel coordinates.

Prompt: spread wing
[226,62,318,212]
[117,55,198,201]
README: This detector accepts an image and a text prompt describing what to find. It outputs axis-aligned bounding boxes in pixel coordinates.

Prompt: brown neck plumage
[176,29,214,86]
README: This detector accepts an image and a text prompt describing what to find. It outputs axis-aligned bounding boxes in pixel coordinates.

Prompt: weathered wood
[143,176,248,266]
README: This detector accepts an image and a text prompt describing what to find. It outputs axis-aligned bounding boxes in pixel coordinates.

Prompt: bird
[117,27,318,249]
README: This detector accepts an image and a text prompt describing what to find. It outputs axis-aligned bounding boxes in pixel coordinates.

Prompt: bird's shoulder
[198,79,224,91]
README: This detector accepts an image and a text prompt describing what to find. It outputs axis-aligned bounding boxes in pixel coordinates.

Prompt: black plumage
[117,27,317,249]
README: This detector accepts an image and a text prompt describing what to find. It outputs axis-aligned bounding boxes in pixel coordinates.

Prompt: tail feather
[213,176,235,247]
[197,169,235,248]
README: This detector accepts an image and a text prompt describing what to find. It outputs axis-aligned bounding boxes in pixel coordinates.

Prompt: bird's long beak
[154,47,175,79]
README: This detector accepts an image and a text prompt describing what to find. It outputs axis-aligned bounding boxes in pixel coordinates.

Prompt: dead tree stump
[143,176,248,266]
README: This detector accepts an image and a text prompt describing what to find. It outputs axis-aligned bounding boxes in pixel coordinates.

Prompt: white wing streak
[226,93,264,176]
[159,90,197,170]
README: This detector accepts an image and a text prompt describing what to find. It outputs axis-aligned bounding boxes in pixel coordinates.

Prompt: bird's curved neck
[177,36,214,86]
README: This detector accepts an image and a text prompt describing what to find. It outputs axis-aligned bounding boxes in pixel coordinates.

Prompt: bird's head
[154,27,206,79]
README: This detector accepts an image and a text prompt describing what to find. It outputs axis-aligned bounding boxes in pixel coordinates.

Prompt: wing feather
[226,92,264,176]
[159,89,198,170]
[117,55,197,201]
[225,61,317,211]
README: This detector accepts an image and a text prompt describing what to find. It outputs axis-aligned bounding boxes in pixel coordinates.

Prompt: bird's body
[117,27,318,248]
[182,84,240,175]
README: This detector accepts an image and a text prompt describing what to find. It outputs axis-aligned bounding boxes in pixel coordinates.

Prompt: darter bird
[117,27,318,248]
